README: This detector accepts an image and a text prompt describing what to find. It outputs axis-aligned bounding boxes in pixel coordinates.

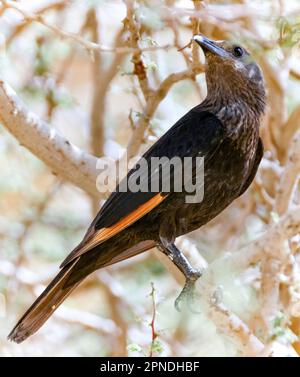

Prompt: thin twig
[1,0,171,55]
[149,282,158,357]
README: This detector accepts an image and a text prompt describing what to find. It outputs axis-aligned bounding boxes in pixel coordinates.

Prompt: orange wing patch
[61,193,167,267]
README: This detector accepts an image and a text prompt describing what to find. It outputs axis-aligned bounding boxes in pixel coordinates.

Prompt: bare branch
[0,80,102,198]
[6,0,67,46]
[281,105,300,158]
[274,130,300,215]
[193,207,300,355]
[55,306,119,336]
[124,0,154,100]
[1,0,170,55]
[191,0,203,69]
[126,66,203,158]
[88,8,104,159]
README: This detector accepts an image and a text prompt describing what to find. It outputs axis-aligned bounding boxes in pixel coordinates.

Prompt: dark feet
[157,241,202,312]
[175,270,202,312]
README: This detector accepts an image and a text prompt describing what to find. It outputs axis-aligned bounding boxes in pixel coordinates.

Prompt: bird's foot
[174,270,202,313]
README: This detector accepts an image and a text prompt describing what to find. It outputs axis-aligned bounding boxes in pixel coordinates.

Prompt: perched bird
[9,35,266,343]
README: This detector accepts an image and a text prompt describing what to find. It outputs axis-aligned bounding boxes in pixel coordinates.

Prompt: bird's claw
[174,270,202,313]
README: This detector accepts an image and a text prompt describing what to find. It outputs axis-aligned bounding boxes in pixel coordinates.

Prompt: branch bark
[0,65,202,200]
[0,80,101,198]
[126,66,203,159]
[274,129,300,215]
[194,208,300,356]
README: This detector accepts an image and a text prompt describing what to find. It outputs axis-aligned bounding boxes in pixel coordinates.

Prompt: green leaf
[127,343,143,353]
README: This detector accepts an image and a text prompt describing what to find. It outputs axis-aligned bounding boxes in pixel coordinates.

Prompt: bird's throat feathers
[204,61,266,120]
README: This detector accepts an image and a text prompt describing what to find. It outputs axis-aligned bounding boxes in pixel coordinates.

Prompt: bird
[8,34,266,343]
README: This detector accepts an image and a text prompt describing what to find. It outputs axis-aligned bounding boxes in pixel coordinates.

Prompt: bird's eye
[233,46,244,58]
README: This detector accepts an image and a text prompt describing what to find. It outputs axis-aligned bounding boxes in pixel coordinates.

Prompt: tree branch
[5,0,67,46]
[126,66,203,158]
[1,0,171,55]
[0,80,101,198]
[274,129,300,215]
[194,207,300,356]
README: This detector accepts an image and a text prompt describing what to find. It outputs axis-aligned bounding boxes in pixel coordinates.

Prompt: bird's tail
[8,258,83,343]
[8,240,156,343]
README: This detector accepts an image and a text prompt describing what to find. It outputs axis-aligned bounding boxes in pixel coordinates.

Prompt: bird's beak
[193,35,227,58]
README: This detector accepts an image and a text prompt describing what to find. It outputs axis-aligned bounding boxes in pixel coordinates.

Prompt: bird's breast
[174,131,259,236]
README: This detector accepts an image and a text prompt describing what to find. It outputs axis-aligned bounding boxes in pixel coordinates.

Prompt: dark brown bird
[8,35,266,343]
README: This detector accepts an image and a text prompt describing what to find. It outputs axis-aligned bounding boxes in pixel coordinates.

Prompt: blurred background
[0,0,299,356]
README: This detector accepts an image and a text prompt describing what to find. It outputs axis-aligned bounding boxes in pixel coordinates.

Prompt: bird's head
[193,35,265,116]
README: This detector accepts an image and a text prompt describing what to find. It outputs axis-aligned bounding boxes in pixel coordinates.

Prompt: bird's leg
[157,242,202,312]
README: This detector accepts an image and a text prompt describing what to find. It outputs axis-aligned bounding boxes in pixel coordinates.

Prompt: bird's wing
[60,110,226,268]
[238,137,263,197]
